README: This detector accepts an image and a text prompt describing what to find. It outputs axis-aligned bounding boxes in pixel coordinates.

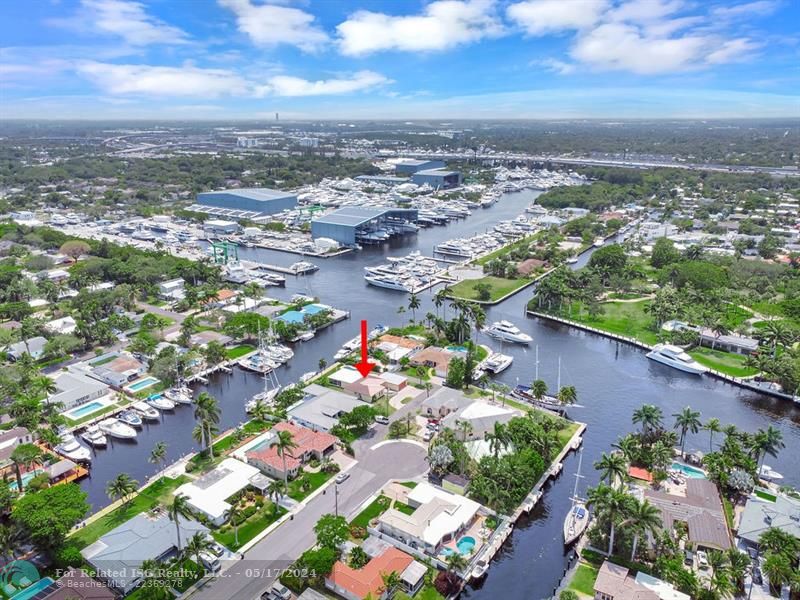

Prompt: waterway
[78,188,800,599]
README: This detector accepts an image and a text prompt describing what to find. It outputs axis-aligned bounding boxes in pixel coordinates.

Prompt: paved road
[189,440,428,600]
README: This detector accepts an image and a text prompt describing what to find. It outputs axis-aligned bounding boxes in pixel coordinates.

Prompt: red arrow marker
[354,319,375,377]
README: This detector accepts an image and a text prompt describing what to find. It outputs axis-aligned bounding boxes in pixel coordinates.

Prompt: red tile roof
[328,547,414,600]
[246,422,336,473]
[628,466,653,482]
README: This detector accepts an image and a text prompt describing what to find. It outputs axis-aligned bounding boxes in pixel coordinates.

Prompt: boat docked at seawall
[97,418,138,440]
[511,385,563,411]
[80,425,107,448]
[563,450,589,545]
[146,395,176,411]
[55,432,92,463]
[118,410,143,428]
[485,321,532,345]
[646,344,707,375]
[131,401,160,421]
[759,465,784,481]
[364,274,414,292]
[165,386,193,405]
[482,352,514,374]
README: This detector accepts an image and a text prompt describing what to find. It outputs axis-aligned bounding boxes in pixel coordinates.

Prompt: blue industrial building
[394,159,446,175]
[355,175,407,186]
[410,169,463,189]
[190,188,297,221]
[311,207,418,246]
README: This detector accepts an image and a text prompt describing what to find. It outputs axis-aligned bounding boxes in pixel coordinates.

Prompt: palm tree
[673,406,701,455]
[148,441,168,472]
[380,570,402,598]
[650,441,673,472]
[169,494,191,552]
[709,319,729,350]
[587,484,630,556]
[271,430,298,495]
[531,379,548,400]
[749,425,785,469]
[10,443,42,493]
[194,392,221,457]
[620,498,661,561]
[225,503,243,548]
[193,421,219,457]
[267,479,284,504]
[433,289,446,319]
[249,398,270,423]
[594,453,627,488]
[612,434,639,464]
[632,404,663,435]
[106,473,139,507]
[139,559,171,600]
[703,418,722,452]
[557,385,577,406]
[759,320,795,357]
[762,552,791,596]
[445,551,468,576]
[407,293,420,322]
[726,548,750,593]
[185,532,215,567]
[0,524,20,562]
[485,422,509,458]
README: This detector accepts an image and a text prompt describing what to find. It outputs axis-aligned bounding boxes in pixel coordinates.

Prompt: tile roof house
[344,377,388,402]
[644,479,731,550]
[246,421,337,480]
[325,546,424,600]
[594,561,660,600]
[0,426,33,466]
[421,387,472,418]
[408,347,454,377]
[81,512,208,594]
[39,568,115,600]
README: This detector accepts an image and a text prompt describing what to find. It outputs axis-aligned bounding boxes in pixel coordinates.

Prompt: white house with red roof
[244,421,337,480]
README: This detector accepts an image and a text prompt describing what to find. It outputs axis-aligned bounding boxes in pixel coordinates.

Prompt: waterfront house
[377,482,481,556]
[325,546,425,600]
[737,490,800,549]
[288,385,365,432]
[329,366,363,388]
[440,401,518,440]
[81,512,208,594]
[174,458,267,526]
[593,561,660,600]
[698,329,759,355]
[644,479,732,551]
[37,568,115,600]
[49,370,109,410]
[87,352,146,387]
[7,336,47,361]
[0,427,33,468]
[245,422,337,481]
[408,347,454,378]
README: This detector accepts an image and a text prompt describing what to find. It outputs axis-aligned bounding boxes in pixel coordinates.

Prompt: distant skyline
[1,0,799,119]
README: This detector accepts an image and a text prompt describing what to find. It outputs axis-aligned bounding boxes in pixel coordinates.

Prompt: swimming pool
[66,401,104,419]
[671,462,707,479]
[9,577,55,600]
[127,376,159,392]
[440,536,476,556]
[7,470,43,492]
[445,345,468,353]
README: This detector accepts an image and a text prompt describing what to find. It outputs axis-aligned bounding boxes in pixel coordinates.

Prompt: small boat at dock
[55,431,92,462]
[146,395,176,411]
[98,418,138,440]
[118,410,143,428]
[131,401,160,420]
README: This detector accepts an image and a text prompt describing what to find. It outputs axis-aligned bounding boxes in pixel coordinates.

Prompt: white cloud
[256,71,391,97]
[75,62,250,96]
[608,0,685,24]
[49,0,190,46]
[536,58,577,74]
[706,38,760,64]
[507,0,608,35]
[337,0,503,56]
[218,0,328,52]
[712,0,780,19]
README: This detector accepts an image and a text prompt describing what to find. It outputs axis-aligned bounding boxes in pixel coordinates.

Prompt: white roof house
[44,316,77,335]
[635,572,691,600]
[174,458,267,526]
[328,366,363,387]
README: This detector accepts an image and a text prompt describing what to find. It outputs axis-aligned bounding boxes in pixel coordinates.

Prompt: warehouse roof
[413,169,460,177]
[199,188,295,201]
[313,206,416,227]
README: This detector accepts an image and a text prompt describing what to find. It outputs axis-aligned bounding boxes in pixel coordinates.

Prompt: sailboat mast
[572,448,584,503]
[535,345,539,380]
[557,356,561,391]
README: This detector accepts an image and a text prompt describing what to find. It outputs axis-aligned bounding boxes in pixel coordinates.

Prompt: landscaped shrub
[434,571,460,596]
[349,525,367,539]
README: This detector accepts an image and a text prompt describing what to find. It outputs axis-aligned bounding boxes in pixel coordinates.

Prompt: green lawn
[398,481,418,489]
[447,276,530,302]
[476,233,540,265]
[569,563,600,596]
[64,399,130,427]
[212,505,286,551]
[393,502,416,516]
[287,470,334,501]
[401,366,432,381]
[549,299,660,345]
[69,475,190,550]
[226,344,255,359]
[170,558,204,593]
[350,495,391,530]
[755,489,777,502]
[373,396,396,416]
[688,347,758,377]
[397,585,445,600]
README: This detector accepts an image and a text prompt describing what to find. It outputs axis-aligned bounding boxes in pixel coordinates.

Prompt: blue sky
[1,0,798,119]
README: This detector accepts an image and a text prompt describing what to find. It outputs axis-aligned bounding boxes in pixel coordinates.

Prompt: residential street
[188,440,428,600]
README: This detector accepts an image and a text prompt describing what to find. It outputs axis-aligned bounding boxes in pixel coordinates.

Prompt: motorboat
[759,465,784,481]
[364,275,412,292]
[482,352,514,374]
[55,432,92,462]
[646,344,708,375]
[470,559,489,581]
[565,256,579,264]
[564,450,589,545]
[146,395,176,411]
[593,238,605,247]
[117,410,143,428]
[165,387,193,404]
[97,418,138,440]
[80,425,107,448]
[485,321,532,345]
[246,387,281,412]
[297,331,315,341]
[131,401,160,421]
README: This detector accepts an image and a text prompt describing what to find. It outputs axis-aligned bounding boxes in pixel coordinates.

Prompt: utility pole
[334,483,339,517]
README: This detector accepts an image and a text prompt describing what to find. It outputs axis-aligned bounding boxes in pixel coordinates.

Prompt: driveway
[188,441,428,600]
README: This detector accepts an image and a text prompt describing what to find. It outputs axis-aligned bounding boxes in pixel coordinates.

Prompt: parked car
[422,429,434,442]
[696,550,709,569]
[207,539,226,558]
[375,415,389,425]
[684,550,694,566]
[752,567,763,586]
[199,551,220,573]
[747,547,758,561]
[263,582,291,600]
[335,472,350,484]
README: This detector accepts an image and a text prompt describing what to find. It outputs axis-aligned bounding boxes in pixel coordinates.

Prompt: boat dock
[255,262,319,276]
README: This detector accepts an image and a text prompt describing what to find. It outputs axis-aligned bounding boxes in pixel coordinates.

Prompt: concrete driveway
[188,441,428,600]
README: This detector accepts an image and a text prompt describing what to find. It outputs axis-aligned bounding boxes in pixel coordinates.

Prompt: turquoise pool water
[7,470,42,492]
[9,577,54,600]
[66,401,104,419]
[249,437,271,452]
[671,462,707,479]
[445,345,468,353]
[128,377,159,391]
[440,535,476,556]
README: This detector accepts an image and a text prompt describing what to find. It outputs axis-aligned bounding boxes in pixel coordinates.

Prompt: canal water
[79,189,800,599]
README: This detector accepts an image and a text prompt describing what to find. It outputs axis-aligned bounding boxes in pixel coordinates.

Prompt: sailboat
[246,325,282,412]
[512,347,563,411]
[563,449,589,545]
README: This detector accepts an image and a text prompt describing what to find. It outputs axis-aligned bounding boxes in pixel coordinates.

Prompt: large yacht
[55,432,92,463]
[485,321,532,344]
[482,352,514,374]
[364,274,413,292]
[646,344,707,375]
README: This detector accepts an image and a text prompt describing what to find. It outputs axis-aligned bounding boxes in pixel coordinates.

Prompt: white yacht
[165,387,193,405]
[646,344,707,375]
[55,432,92,462]
[146,395,176,411]
[80,425,107,448]
[117,410,143,428]
[364,274,412,292]
[759,465,784,481]
[563,450,589,545]
[485,321,532,345]
[132,401,160,421]
[97,418,137,440]
[482,352,514,373]
[593,238,605,247]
